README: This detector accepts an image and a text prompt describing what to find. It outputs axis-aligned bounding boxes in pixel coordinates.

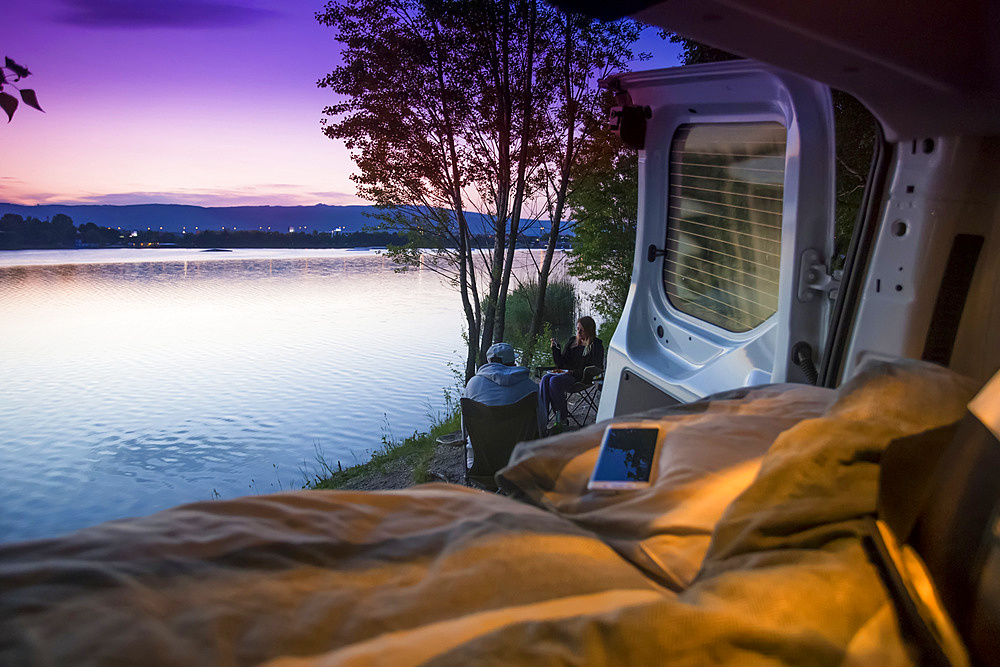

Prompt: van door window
[663,122,786,332]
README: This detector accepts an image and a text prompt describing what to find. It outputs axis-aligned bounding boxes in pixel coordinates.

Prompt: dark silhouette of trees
[0,213,417,250]
[317,0,641,379]
[0,213,76,249]
[78,222,126,247]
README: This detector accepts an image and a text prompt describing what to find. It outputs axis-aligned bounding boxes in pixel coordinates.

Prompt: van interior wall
[841,135,1000,387]
[948,136,1000,384]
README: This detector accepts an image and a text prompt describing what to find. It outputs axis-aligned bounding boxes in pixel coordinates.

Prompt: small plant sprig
[1,57,43,122]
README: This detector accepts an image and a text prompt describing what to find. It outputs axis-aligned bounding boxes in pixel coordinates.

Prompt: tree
[318,0,486,378]
[317,0,642,379]
[454,0,542,365]
[526,12,642,347]
[664,32,739,65]
[566,133,637,340]
[0,213,76,249]
[831,89,878,261]
[0,57,43,122]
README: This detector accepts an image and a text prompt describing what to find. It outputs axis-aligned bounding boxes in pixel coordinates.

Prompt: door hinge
[797,248,841,302]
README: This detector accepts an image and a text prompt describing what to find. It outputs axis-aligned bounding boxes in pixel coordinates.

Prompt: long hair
[577,316,597,354]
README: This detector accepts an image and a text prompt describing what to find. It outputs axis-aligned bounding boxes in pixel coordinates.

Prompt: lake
[0,248,561,543]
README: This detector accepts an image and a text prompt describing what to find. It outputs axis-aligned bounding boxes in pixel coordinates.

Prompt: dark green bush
[503,278,577,368]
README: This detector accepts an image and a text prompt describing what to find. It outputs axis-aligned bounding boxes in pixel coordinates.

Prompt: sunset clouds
[2,0,677,207]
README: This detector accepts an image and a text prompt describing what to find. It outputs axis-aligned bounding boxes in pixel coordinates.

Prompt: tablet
[587,422,663,490]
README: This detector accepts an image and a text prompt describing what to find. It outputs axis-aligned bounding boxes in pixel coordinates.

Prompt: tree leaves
[19,89,43,112]
[317,0,643,371]
[1,57,42,121]
[0,92,18,122]
[4,57,31,80]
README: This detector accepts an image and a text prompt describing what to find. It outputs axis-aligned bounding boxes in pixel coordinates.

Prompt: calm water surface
[0,248,476,542]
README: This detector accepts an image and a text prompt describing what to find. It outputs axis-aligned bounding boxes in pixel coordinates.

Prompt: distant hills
[0,203,378,234]
[0,203,549,237]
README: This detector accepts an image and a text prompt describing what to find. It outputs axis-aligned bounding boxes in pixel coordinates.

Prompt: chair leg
[567,384,601,428]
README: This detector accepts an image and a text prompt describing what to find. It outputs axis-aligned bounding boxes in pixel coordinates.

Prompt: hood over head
[475,362,531,386]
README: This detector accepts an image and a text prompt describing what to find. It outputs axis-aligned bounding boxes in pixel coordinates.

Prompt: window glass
[663,122,786,332]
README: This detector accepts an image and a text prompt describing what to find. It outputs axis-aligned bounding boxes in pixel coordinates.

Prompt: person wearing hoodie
[462,342,544,470]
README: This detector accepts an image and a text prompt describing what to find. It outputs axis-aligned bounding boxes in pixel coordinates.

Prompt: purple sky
[2,0,681,207]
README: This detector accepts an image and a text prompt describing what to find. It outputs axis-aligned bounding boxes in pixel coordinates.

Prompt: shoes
[550,412,565,435]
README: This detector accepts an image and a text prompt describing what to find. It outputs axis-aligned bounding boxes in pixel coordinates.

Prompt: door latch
[797,248,841,302]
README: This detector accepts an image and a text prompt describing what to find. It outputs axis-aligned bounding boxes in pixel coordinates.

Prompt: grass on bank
[304,397,462,490]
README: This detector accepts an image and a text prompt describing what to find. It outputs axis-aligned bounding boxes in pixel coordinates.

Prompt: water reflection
[0,249,468,542]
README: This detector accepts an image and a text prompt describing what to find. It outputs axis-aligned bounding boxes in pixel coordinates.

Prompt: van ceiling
[556,0,1000,141]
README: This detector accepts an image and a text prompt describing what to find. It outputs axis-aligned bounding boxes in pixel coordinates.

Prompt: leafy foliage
[1,57,43,122]
[0,213,76,249]
[831,89,878,263]
[316,0,642,379]
[503,277,576,366]
[504,277,576,337]
[662,32,740,64]
[566,138,637,341]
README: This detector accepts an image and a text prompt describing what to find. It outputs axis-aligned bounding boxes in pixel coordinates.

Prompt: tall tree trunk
[478,0,513,363]
[429,16,481,380]
[529,16,577,343]
[495,0,537,345]
[457,213,480,380]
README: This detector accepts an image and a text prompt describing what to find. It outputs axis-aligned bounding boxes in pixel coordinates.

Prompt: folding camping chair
[565,365,603,428]
[461,392,541,492]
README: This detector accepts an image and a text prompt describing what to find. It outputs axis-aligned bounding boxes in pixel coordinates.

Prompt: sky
[2,0,682,208]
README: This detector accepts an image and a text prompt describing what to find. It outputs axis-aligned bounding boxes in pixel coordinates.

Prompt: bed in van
[1,1,997,664]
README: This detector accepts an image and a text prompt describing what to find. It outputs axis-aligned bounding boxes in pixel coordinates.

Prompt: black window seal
[818,122,890,388]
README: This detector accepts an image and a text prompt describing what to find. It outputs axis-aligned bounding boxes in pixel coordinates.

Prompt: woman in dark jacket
[539,316,604,428]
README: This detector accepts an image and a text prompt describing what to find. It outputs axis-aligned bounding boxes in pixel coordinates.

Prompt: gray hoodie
[463,362,545,436]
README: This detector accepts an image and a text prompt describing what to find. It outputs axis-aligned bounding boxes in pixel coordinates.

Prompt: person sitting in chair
[462,342,544,469]
[539,316,604,430]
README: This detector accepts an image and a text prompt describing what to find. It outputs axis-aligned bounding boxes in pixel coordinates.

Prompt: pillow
[698,357,979,577]
[669,359,979,661]
[498,382,835,590]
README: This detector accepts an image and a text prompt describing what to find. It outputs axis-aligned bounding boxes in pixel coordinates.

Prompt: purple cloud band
[56,0,279,29]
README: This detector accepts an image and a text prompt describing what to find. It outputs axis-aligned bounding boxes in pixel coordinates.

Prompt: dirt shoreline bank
[321,387,598,491]
[328,438,468,491]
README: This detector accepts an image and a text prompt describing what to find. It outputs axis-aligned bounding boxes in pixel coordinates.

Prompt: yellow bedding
[0,359,977,665]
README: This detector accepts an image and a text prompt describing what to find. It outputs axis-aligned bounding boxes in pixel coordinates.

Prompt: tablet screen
[591,427,658,482]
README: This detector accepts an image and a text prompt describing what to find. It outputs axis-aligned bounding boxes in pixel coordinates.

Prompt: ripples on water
[0,249,484,542]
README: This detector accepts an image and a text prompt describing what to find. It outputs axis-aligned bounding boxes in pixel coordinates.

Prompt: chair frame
[533,364,604,429]
[461,392,540,492]
[565,366,603,428]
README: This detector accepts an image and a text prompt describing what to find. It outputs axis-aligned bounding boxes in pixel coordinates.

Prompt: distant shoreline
[0,246,559,270]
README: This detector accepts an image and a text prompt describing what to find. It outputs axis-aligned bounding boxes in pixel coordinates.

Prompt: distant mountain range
[0,203,550,236]
[0,203,379,234]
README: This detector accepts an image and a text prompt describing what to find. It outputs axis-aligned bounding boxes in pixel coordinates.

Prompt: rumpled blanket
[499,382,835,590]
[0,359,978,665]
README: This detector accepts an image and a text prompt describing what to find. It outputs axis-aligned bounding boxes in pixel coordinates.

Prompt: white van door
[598,61,837,419]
